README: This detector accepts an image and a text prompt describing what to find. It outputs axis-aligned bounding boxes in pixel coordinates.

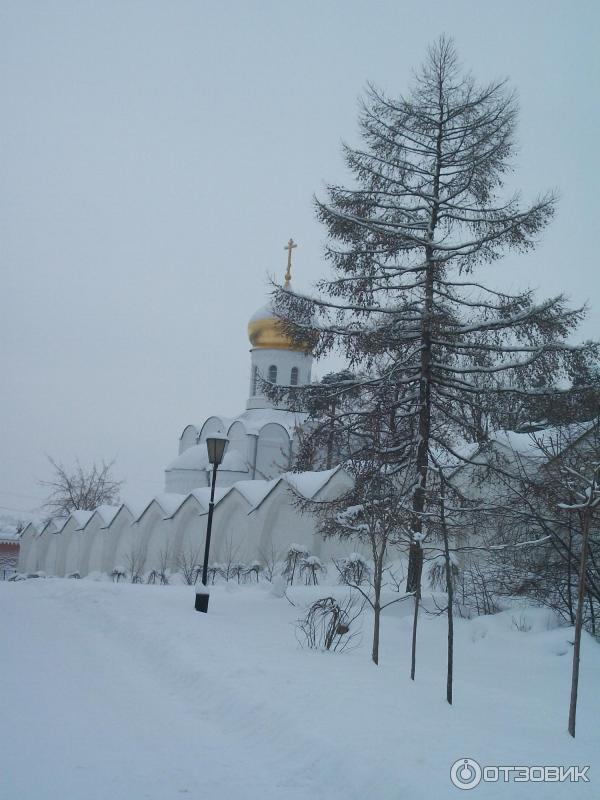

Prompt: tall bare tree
[40,457,123,518]
[485,421,600,736]
[295,438,415,665]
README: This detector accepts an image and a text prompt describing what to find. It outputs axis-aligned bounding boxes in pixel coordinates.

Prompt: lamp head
[205,435,229,466]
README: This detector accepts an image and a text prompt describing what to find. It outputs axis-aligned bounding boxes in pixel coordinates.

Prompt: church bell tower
[246,239,313,410]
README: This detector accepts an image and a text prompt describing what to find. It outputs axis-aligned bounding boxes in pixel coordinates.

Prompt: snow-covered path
[1,578,599,799]
[0,580,376,800]
[1,586,281,799]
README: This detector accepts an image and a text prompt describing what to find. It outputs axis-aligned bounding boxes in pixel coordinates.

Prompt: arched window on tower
[290,366,299,386]
[251,365,259,395]
[268,365,278,383]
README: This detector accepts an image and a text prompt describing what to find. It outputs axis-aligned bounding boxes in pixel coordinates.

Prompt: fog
[1,0,598,515]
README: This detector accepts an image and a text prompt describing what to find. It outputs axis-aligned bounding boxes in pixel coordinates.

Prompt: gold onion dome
[248,239,306,351]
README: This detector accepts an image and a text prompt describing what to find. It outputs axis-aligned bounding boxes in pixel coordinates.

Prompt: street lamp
[195,434,229,613]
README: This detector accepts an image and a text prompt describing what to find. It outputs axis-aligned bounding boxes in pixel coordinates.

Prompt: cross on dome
[284,238,297,288]
[247,238,307,352]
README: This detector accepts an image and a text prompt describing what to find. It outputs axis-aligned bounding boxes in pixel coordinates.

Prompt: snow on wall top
[85,505,121,528]
[284,467,342,499]
[492,421,596,461]
[68,510,95,530]
[247,467,350,513]
[30,468,352,535]
[134,493,187,523]
[187,486,231,512]
[231,479,279,508]
[100,502,139,528]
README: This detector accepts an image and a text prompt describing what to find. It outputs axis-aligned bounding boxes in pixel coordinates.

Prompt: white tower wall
[247,347,312,410]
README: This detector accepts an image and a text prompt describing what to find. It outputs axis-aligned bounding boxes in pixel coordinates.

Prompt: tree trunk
[326,400,336,470]
[440,475,454,705]
[566,530,575,625]
[568,509,592,737]
[372,554,383,665]
[406,125,441,592]
[372,603,380,665]
[410,548,423,681]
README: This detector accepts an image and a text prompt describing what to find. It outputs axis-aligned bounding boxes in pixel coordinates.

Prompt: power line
[0,503,42,514]
[0,490,46,501]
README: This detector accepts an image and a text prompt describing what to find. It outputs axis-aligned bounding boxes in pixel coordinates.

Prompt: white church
[18,246,356,579]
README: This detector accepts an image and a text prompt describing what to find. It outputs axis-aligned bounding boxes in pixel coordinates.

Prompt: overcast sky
[1,0,599,517]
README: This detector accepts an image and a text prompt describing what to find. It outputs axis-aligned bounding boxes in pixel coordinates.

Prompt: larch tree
[274,37,594,677]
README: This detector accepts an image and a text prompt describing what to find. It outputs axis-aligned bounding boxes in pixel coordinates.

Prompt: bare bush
[258,543,280,582]
[231,562,247,584]
[296,594,365,652]
[283,544,309,585]
[336,553,370,586]
[125,544,147,584]
[300,556,326,585]
[427,553,459,592]
[455,559,500,617]
[177,547,202,586]
[220,536,241,582]
[111,567,126,583]
[154,545,171,585]
[245,561,263,583]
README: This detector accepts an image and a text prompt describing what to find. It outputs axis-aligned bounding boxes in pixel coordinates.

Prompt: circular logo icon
[450,758,482,790]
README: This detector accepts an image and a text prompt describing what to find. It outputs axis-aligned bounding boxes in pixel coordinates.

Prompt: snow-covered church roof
[178,408,307,444]
[167,446,248,473]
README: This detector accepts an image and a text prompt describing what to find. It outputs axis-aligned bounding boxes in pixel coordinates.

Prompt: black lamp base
[195,591,210,613]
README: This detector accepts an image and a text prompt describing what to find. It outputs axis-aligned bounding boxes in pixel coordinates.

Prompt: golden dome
[248,304,303,350]
[248,238,306,351]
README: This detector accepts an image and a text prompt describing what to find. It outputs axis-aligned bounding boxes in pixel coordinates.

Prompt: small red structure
[0,537,20,574]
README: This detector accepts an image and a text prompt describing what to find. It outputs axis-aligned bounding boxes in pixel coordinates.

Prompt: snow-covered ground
[1,578,598,799]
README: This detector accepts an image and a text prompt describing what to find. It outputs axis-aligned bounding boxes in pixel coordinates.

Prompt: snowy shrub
[66,572,81,579]
[208,563,223,584]
[245,561,263,583]
[146,569,170,585]
[511,613,533,633]
[300,556,326,586]
[296,595,364,652]
[176,549,202,585]
[124,546,147,584]
[111,567,126,583]
[230,563,247,584]
[283,544,310,585]
[257,543,280,582]
[455,560,500,617]
[426,553,459,592]
[336,553,371,586]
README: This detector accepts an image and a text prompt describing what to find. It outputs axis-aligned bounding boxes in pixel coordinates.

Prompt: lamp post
[195,435,229,613]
